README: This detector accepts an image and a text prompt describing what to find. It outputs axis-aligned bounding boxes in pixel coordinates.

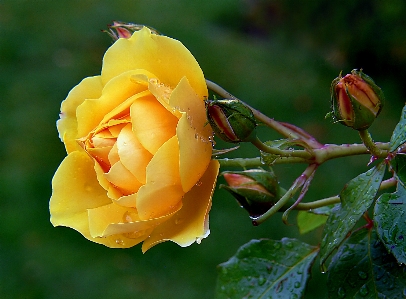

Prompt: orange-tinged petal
[177,113,213,192]
[76,70,148,138]
[101,27,207,100]
[50,151,142,248]
[57,76,103,153]
[130,97,178,154]
[108,142,120,166]
[114,193,137,208]
[104,161,142,195]
[100,204,181,237]
[87,146,113,171]
[88,202,135,237]
[170,77,210,136]
[136,136,184,220]
[142,159,219,252]
[170,78,213,192]
[117,124,152,184]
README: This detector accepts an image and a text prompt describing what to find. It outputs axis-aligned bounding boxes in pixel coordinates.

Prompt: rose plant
[50,27,219,251]
[50,23,406,298]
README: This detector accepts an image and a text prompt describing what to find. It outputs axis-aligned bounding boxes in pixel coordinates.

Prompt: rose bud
[105,21,161,41]
[220,169,282,218]
[206,98,257,143]
[330,69,384,130]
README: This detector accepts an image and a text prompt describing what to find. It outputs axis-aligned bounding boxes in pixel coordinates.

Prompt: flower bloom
[50,27,219,251]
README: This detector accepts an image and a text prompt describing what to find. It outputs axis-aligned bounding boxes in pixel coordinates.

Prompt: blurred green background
[1,0,405,298]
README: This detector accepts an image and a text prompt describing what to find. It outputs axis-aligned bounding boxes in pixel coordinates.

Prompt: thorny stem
[252,164,318,225]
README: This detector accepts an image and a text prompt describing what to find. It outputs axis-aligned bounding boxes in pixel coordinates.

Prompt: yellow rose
[50,27,219,251]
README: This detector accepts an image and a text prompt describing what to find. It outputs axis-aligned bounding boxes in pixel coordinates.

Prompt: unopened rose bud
[206,98,257,143]
[221,169,282,218]
[330,69,384,130]
[105,21,161,41]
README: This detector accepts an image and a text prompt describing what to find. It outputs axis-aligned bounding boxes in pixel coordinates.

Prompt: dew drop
[175,218,184,225]
[294,281,301,288]
[337,287,346,298]
[195,180,203,187]
[115,239,124,245]
[273,242,282,249]
[258,275,266,286]
[358,271,368,280]
[84,185,93,192]
[359,285,369,297]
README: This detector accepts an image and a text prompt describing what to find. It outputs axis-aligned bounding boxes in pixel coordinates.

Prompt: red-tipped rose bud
[220,169,283,218]
[206,98,257,143]
[105,21,161,41]
[330,69,384,130]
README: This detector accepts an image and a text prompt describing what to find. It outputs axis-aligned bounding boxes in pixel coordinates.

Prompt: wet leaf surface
[215,238,319,299]
[320,162,386,267]
[374,183,406,265]
[327,229,406,299]
[390,104,406,152]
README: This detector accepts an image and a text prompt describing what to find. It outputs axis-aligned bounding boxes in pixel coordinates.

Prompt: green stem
[358,129,387,158]
[217,157,263,168]
[293,177,396,211]
[252,164,318,225]
[295,196,340,210]
[251,136,313,160]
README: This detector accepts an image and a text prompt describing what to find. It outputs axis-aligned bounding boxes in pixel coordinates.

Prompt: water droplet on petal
[175,218,184,225]
[195,180,203,187]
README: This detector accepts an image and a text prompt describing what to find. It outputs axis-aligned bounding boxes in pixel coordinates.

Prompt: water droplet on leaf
[337,287,346,298]
[359,285,369,297]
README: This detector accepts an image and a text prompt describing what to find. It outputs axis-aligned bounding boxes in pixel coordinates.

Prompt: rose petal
[57,76,103,153]
[104,161,142,195]
[101,28,207,100]
[117,124,152,184]
[87,146,113,171]
[130,97,178,154]
[89,202,181,238]
[108,142,120,166]
[50,151,140,248]
[114,193,137,208]
[170,77,211,136]
[136,136,184,220]
[76,70,149,138]
[141,160,219,252]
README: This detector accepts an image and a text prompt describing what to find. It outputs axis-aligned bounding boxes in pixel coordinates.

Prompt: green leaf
[390,104,406,152]
[327,228,406,299]
[260,139,295,165]
[320,162,386,267]
[297,211,328,234]
[374,183,406,264]
[215,238,319,299]
[390,153,406,188]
